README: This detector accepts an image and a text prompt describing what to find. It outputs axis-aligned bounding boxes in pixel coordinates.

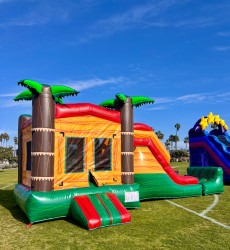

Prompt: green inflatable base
[14,183,140,224]
[16,172,219,225]
[187,167,224,195]
[134,173,202,200]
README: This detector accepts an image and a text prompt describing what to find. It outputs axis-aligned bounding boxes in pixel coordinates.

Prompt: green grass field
[0,165,230,250]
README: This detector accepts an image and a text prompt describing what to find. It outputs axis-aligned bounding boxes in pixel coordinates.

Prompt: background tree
[165,139,170,150]
[14,136,18,157]
[156,130,164,140]
[100,93,154,184]
[173,135,179,150]
[2,133,9,147]
[174,123,181,150]
[170,149,189,161]
[168,135,174,150]
[184,136,189,149]
[175,123,181,135]
[0,146,13,163]
[0,134,3,147]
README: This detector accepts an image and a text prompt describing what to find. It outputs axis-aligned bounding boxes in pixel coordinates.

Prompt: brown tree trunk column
[121,97,134,184]
[31,86,55,192]
[18,115,31,184]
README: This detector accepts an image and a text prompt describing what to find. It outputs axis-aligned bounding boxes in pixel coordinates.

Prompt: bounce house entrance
[71,192,131,230]
[54,130,122,190]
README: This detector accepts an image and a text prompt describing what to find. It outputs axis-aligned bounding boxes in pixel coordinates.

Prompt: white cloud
[217,31,230,37]
[2,100,31,108]
[214,46,230,51]
[173,17,214,28]
[152,90,230,111]
[65,77,124,91]
[73,0,230,44]
[0,0,12,3]
[76,0,190,43]
[154,97,174,104]
[148,106,167,111]
[0,92,19,97]
[177,94,206,103]
[0,0,73,27]
[217,92,230,98]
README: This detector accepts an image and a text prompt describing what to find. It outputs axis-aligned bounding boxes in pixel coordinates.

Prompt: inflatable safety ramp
[70,192,131,230]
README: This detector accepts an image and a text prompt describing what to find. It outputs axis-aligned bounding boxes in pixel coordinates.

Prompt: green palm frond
[18,79,43,94]
[54,96,64,104]
[15,80,79,104]
[51,85,79,98]
[99,93,154,109]
[115,93,127,103]
[14,90,33,101]
[131,96,154,107]
[99,99,115,109]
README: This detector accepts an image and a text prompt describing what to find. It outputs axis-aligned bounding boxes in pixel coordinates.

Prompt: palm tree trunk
[120,97,134,184]
[31,86,55,192]
[18,115,31,184]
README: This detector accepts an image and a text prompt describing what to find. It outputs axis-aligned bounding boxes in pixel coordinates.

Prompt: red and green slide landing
[71,192,131,230]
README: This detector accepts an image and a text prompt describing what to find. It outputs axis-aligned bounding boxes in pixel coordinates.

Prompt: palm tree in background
[156,130,164,140]
[168,134,174,150]
[2,133,10,147]
[14,136,18,145]
[165,139,170,150]
[14,79,79,191]
[184,136,189,150]
[0,134,3,147]
[173,135,179,149]
[174,123,181,150]
[175,123,181,135]
[14,136,18,156]
[100,93,154,184]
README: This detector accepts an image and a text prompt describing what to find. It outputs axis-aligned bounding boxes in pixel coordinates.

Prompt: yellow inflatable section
[134,129,170,164]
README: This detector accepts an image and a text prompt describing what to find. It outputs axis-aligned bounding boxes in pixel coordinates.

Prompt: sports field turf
[0,165,229,250]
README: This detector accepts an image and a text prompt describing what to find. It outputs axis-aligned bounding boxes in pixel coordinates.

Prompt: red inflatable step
[71,192,131,230]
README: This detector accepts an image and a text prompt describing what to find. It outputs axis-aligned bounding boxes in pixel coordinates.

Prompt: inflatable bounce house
[189,112,230,184]
[14,80,224,230]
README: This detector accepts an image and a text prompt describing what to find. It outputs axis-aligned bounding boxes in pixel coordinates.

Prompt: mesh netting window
[94,138,112,171]
[26,141,31,171]
[65,137,84,173]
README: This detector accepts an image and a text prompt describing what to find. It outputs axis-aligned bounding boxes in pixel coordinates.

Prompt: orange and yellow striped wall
[54,115,122,190]
[134,146,166,174]
[134,129,170,164]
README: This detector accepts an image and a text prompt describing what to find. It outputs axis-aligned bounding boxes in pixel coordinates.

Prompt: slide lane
[134,124,170,164]
[190,136,230,182]
[134,138,198,185]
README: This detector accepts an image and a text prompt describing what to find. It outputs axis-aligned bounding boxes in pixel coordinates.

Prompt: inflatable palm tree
[14,79,79,191]
[99,93,154,184]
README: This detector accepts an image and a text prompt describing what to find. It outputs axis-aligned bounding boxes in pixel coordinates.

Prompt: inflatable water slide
[189,113,230,184]
[133,124,202,199]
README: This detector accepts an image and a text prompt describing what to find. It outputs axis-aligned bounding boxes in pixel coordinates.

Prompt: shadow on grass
[0,189,29,224]
[65,216,87,230]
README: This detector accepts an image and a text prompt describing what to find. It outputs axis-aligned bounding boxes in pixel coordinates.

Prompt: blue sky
[1,0,230,148]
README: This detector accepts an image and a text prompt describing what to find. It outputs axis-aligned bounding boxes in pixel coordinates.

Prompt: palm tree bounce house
[14,80,224,230]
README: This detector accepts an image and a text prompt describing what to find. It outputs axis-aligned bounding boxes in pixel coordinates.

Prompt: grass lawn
[0,166,230,250]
